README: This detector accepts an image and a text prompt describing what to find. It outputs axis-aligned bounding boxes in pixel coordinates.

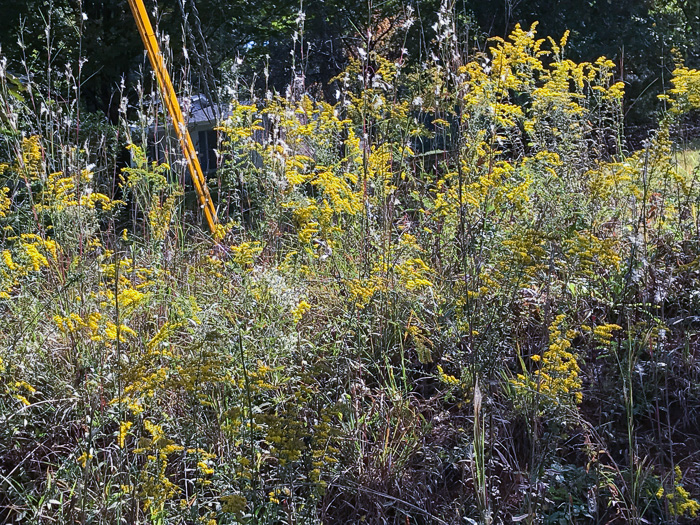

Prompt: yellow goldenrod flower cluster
[344,277,384,309]
[660,66,700,113]
[19,135,43,180]
[657,466,700,518]
[148,192,179,241]
[1,235,60,298]
[118,421,133,448]
[291,299,311,323]
[396,257,433,291]
[0,186,10,218]
[9,380,37,407]
[54,312,102,340]
[2,18,700,525]
[512,315,582,409]
[437,365,460,386]
[592,323,622,345]
[218,95,364,252]
[220,494,247,515]
[229,241,263,269]
[77,451,93,468]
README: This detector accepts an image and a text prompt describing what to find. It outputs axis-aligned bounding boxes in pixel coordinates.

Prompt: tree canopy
[1,0,699,123]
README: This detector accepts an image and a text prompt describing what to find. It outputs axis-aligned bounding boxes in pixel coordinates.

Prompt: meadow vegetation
[1,7,700,524]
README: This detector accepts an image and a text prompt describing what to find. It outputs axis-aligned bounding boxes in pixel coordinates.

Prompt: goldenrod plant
[2,4,700,524]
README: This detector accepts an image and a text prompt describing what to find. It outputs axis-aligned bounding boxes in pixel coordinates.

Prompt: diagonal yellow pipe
[127,0,218,234]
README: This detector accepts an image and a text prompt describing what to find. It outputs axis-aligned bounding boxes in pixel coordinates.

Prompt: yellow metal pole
[126,0,218,234]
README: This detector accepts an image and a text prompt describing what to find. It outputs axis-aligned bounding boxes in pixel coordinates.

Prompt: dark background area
[1,0,699,127]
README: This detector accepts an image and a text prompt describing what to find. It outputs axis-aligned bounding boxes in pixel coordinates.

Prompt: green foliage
[3,8,700,525]
[2,0,698,126]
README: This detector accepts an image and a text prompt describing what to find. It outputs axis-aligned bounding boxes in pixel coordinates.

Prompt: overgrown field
[2,23,700,524]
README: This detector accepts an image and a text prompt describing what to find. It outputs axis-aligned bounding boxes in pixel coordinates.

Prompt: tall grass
[1,3,700,524]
